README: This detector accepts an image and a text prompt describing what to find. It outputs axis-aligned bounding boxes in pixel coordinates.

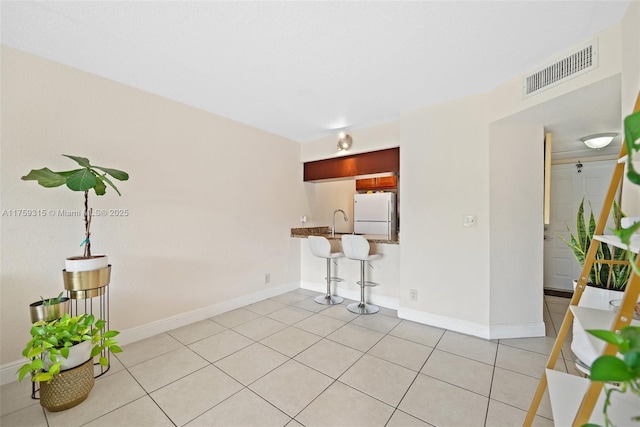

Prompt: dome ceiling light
[580,133,617,149]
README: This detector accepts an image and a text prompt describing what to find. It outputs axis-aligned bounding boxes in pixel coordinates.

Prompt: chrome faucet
[332,209,348,237]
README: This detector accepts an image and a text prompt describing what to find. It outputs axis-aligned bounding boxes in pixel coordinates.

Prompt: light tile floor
[1,290,576,427]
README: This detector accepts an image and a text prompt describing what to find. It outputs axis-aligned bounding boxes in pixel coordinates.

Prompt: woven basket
[39,359,94,412]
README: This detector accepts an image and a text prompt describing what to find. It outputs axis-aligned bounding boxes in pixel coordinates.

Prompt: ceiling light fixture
[580,133,617,149]
[337,132,352,151]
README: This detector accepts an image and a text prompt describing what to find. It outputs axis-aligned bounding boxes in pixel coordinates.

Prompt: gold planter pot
[29,298,71,323]
[62,266,111,299]
[39,359,94,412]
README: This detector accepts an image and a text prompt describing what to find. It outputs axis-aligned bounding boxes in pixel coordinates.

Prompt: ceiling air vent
[523,39,598,98]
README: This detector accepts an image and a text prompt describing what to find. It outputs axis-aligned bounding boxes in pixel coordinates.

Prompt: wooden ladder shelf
[524,92,640,426]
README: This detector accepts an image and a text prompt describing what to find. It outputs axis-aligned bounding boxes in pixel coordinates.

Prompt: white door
[544,160,617,291]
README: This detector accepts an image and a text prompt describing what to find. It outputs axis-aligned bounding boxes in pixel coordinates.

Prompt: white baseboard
[0,281,300,386]
[397,307,546,340]
[488,321,547,339]
[115,281,300,347]
[299,280,399,310]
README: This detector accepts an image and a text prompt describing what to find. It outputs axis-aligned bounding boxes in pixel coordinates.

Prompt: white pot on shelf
[572,281,623,310]
[65,255,108,272]
[43,340,92,372]
[571,281,639,373]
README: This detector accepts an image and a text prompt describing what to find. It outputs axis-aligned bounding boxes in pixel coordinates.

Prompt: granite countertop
[290,226,399,244]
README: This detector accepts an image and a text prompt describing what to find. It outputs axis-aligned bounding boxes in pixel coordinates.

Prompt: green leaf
[60,347,69,359]
[103,330,119,338]
[91,346,101,357]
[65,168,97,192]
[99,356,109,366]
[62,154,91,168]
[17,364,32,382]
[110,345,123,354]
[587,329,625,348]
[623,351,640,370]
[21,168,66,188]
[26,347,43,359]
[590,356,635,381]
[94,176,107,196]
[624,111,640,185]
[93,166,129,181]
[614,221,640,247]
[36,372,54,383]
[94,171,122,196]
[47,362,61,376]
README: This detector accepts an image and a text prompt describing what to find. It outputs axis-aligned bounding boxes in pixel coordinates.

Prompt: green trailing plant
[614,110,640,276]
[624,110,640,186]
[584,326,640,427]
[558,199,632,290]
[21,155,129,258]
[581,110,640,427]
[40,292,65,306]
[17,313,122,383]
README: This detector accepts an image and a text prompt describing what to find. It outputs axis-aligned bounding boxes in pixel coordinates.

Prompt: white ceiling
[0,1,631,151]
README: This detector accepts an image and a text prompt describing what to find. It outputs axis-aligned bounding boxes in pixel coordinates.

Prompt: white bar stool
[308,236,345,305]
[341,234,382,314]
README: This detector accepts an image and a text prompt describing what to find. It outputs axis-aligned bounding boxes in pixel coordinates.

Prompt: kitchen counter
[291,226,399,245]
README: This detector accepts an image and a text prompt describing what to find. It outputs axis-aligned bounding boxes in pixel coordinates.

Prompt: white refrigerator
[353,193,396,236]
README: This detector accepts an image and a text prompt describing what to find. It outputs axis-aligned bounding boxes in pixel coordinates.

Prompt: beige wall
[0,46,308,367]
[399,94,493,334]
[300,121,399,163]
[488,22,623,124]
[302,179,356,232]
[488,124,544,328]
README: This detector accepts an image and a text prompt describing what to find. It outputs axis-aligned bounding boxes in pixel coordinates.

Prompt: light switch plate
[463,215,477,228]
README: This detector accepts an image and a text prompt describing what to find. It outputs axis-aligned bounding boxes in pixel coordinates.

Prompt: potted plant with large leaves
[22,155,129,296]
[17,313,122,412]
[22,154,129,271]
[559,198,633,312]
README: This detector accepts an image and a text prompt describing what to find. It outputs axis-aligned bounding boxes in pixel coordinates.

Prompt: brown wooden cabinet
[303,147,399,182]
[355,176,397,191]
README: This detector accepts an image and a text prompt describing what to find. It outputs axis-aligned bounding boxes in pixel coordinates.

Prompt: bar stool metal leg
[347,260,379,314]
[315,259,344,305]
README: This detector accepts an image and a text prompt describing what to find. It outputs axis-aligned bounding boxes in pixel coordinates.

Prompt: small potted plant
[17,313,122,411]
[21,154,129,272]
[29,292,70,323]
[558,198,632,295]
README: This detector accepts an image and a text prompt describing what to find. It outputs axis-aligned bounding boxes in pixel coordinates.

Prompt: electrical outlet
[409,289,418,301]
[265,273,270,284]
